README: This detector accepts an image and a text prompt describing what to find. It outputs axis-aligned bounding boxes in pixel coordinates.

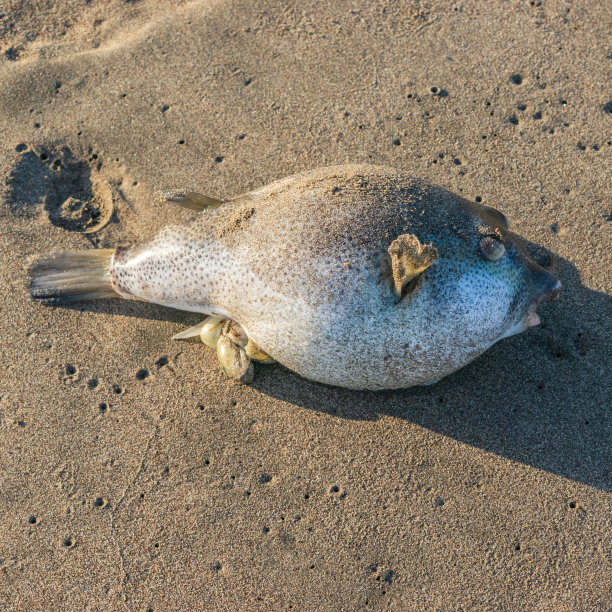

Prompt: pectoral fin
[172,319,210,340]
[154,190,224,211]
[245,339,276,364]
[388,234,438,298]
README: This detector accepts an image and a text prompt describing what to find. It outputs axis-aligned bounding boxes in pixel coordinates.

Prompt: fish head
[414,197,561,348]
[493,230,562,339]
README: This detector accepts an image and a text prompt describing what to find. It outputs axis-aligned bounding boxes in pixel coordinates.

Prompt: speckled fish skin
[109,165,560,390]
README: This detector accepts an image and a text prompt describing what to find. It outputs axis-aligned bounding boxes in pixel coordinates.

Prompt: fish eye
[479,236,506,261]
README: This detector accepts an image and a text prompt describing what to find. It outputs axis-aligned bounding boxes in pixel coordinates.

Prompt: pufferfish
[29,165,561,390]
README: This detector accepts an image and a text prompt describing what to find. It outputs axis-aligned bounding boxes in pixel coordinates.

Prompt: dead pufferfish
[29,165,561,390]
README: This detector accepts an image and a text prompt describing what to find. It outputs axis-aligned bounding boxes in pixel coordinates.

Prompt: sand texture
[0,1,611,610]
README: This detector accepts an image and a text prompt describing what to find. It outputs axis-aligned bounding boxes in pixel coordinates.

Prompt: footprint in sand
[8,144,115,233]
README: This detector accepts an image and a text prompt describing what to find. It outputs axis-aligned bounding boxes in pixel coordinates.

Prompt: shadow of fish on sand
[46,239,611,492]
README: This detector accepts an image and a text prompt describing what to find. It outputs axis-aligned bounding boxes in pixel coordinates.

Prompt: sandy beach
[0,0,610,609]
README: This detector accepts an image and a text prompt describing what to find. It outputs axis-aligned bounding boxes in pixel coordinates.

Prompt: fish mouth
[526,311,541,328]
[524,276,562,329]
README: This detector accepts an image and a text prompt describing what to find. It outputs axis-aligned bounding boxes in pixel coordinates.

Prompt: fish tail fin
[29,249,118,302]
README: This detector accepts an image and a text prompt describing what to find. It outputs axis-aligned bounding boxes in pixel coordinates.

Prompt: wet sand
[0,1,610,609]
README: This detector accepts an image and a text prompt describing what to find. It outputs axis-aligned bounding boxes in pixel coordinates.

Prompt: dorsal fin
[154,190,224,211]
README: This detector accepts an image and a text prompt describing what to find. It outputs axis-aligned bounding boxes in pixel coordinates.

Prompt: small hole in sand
[161,104,169,112]
[569,501,576,508]
[28,515,38,524]
[392,138,401,146]
[135,369,149,380]
[66,364,76,375]
[475,196,482,202]
[63,537,74,548]
[430,86,439,94]
[304,493,310,500]
[5,47,19,60]
[510,74,523,85]
[178,139,185,145]
[40,152,49,161]
[330,485,339,493]
[112,385,122,394]
[155,356,169,368]
[98,402,107,412]
[214,156,224,163]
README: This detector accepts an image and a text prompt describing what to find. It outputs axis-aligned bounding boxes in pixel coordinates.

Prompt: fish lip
[520,278,561,331]
[524,306,541,329]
